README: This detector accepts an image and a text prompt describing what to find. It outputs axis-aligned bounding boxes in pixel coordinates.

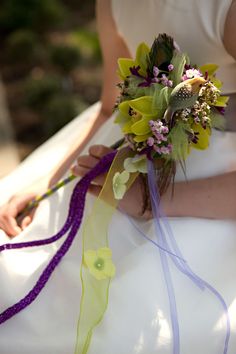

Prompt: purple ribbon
[0,151,116,324]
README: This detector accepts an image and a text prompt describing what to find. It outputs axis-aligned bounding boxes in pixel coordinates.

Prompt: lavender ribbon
[147,159,230,354]
[0,151,116,325]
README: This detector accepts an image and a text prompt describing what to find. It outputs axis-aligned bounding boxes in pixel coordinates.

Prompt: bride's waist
[175,129,236,181]
[225,92,236,132]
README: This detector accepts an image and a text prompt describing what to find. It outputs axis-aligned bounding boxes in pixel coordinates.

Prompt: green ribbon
[75,148,138,354]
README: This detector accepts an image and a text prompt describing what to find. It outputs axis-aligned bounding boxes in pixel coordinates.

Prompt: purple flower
[153,145,162,154]
[153,66,159,77]
[147,137,154,146]
[216,106,225,115]
[130,65,141,77]
[160,74,173,87]
[168,64,174,72]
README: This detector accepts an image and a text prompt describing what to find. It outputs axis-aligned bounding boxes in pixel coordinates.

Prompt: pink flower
[168,64,174,71]
[147,137,154,146]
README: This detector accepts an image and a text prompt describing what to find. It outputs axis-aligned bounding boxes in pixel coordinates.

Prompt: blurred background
[0,0,102,177]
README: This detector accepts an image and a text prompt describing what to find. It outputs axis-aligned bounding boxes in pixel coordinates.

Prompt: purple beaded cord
[0,151,116,324]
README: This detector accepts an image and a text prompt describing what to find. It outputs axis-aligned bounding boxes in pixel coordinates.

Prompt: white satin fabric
[1,0,236,351]
[112,0,236,94]
[0,102,236,354]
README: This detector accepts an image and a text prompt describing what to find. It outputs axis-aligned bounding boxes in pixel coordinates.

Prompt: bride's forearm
[161,171,236,220]
[48,108,110,187]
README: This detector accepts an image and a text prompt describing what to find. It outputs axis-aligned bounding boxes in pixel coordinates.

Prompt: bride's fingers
[0,216,21,237]
[71,164,89,177]
[71,164,106,186]
[76,155,99,168]
[88,184,102,197]
[71,155,98,176]
[89,145,114,159]
[21,208,36,230]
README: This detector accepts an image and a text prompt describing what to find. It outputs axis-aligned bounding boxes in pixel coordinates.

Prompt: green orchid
[115,96,158,142]
[124,155,147,173]
[83,247,116,281]
[191,123,211,150]
[112,170,130,200]
[117,42,150,80]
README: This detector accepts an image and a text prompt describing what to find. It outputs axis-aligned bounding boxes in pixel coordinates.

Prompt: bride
[0,0,236,353]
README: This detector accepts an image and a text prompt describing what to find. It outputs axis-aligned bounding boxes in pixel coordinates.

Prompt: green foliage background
[0,0,102,159]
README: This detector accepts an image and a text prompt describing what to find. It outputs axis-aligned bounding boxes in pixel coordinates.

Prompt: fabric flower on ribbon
[112,170,130,200]
[83,247,116,281]
[124,155,147,173]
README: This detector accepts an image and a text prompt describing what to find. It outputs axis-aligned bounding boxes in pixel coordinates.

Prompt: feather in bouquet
[0,34,231,354]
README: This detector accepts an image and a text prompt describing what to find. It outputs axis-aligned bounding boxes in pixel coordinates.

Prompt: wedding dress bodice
[111,0,235,94]
[0,2,236,354]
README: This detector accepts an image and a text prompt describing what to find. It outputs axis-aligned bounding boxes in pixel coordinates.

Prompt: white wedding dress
[0,1,236,353]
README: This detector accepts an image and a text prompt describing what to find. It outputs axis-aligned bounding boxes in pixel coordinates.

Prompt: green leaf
[168,121,190,161]
[152,85,171,117]
[169,52,188,86]
[125,77,146,98]
[210,111,226,130]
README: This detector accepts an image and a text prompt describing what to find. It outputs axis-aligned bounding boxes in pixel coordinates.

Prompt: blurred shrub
[50,44,81,73]
[71,29,101,62]
[24,75,62,109]
[5,29,38,64]
[0,0,66,34]
[42,95,87,136]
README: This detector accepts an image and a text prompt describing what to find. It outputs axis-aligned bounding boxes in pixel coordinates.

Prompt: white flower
[123,155,147,173]
[112,170,130,200]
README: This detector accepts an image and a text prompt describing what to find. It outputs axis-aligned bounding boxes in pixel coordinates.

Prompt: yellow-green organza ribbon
[75,148,138,354]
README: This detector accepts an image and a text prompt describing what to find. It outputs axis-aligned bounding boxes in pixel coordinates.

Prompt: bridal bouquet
[112,33,228,196]
[0,34,230,354]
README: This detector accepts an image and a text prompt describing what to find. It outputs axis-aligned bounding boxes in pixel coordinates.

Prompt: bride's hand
[71,145,152,219]
[0,193,37,237]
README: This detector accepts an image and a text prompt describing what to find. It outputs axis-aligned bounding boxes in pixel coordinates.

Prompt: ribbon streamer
[75,148,138,354]
[0,151,116,325]
[0,152,231,354]
[147,159,230,354]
